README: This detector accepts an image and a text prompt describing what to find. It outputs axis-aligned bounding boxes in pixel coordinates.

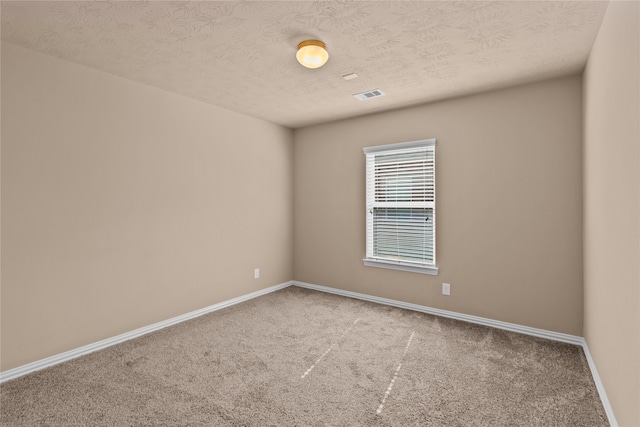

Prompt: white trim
[292,281,582,344]
[292,281,617,426]
[0,278,618,427]
[580,339,619,426]
[363,258,439,275]
[363,138,436,154]
[0,281,293,384]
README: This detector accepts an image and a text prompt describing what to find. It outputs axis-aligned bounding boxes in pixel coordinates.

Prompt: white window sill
[363,258,439,275]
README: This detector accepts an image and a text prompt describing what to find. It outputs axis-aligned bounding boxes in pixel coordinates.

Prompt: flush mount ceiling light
[296,40,329,69]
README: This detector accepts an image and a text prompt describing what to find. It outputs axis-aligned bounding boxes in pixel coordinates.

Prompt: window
[363,139,438,275]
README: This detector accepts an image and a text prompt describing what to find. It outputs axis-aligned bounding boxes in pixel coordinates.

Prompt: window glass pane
[374,150,434,203]
[372,207,434,264]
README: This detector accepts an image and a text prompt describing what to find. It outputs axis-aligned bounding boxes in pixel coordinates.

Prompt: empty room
[1,1,638,426]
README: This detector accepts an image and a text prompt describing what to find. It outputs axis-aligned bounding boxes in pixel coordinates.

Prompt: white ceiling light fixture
[296,40,329,69]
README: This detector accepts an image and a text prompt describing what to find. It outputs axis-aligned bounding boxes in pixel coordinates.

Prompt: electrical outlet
[442,283,451,296]
[254,268,260,279]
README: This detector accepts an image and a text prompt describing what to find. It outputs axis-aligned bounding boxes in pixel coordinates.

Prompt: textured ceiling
[1,1,608,128]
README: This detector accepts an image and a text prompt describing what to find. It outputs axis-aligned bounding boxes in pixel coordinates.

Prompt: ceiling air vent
[353,89,385,101]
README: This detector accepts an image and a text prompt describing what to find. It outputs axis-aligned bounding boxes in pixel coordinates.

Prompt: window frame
[363,139,438,275]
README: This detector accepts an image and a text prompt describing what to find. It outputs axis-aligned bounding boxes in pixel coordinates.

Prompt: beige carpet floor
[0,286,608,426]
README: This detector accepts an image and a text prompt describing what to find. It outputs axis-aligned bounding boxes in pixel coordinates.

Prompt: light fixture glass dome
[296,40,329,69]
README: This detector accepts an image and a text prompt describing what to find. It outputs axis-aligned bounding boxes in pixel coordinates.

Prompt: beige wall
[583,1,640,425]
[0,42,294,371]
[294,75,584,336]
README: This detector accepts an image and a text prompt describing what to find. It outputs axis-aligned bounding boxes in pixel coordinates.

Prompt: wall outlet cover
[442,283,451,295]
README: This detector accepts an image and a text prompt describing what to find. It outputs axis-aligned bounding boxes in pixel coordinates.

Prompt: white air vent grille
[353,89,385,101]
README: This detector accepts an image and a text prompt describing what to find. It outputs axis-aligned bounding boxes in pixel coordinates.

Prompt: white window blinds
[363,139,437,274]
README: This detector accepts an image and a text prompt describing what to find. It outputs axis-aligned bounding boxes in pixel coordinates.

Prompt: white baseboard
[0,281,293,384]
[580,339,619,426]
[293,281,583,344]
[1,278,618,427]
[292,280,618,426]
